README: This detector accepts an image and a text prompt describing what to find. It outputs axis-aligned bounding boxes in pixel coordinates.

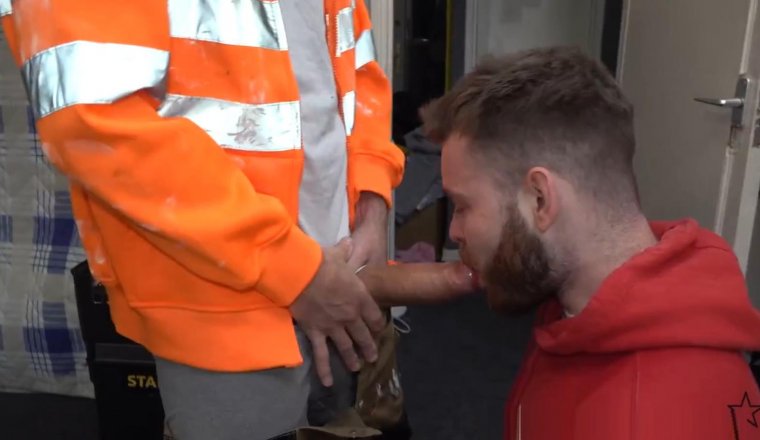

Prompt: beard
[467,205,565,315]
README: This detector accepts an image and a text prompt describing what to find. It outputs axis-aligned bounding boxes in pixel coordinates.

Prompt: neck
[557,213,657,316]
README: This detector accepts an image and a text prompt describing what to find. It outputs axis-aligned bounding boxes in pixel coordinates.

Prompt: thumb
[333,237,353,262]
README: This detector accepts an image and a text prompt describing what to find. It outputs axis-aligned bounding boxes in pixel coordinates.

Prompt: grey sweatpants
[154,328,355,440]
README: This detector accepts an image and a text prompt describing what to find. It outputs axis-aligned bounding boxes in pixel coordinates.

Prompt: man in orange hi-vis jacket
[1,0,407,438]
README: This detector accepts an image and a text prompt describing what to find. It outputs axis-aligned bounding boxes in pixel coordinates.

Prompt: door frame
[463,0,480,73]
[367,0,397,259]
[721,0,760,273]
[618,0,760,272]
[369,0,395,83]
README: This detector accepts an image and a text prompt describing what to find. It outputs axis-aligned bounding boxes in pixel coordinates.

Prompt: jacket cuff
[350,153,400,209]
[255,224,323,307]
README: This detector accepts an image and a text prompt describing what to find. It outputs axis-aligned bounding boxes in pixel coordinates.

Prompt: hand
[347,192,388,270]
[289,239,386,387]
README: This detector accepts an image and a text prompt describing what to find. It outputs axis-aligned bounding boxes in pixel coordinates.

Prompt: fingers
[329,328,361,372]
[346,248,366,272]
[359,293,386,334]
[307,330,334,387]
[343,224,386,270]
[346,318,378,364]
[334,233,366,270]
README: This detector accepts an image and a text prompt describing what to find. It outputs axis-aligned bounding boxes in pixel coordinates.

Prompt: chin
[484,287,548,316]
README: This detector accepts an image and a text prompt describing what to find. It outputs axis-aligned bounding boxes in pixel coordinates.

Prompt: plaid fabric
[0,29,93,397]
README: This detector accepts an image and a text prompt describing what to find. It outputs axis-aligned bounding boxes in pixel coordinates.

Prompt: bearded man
[419,46,760,440]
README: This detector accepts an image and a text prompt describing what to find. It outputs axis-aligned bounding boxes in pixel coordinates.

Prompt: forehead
[442,135,476,177]
[442,135,491,193]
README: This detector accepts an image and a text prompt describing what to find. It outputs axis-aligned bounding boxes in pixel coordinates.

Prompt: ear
[520,167,560,233]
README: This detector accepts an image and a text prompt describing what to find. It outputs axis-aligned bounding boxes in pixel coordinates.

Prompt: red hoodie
[504,220,760,440]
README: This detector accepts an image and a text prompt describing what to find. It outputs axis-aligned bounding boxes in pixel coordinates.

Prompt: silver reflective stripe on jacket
[336,6,355,55]
[169,0,288,50]
[23,41,169,118]
[354,30,376,69]
[0,0,11,17]
[158,94,302,152]
[342,91,355,136]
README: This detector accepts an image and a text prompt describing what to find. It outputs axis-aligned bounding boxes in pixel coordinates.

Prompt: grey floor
[0,294,534,440]
[396,295,534,440]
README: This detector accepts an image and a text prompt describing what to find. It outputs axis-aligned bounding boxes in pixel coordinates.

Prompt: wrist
[356,192,388,227]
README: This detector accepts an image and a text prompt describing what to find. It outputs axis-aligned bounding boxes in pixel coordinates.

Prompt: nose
[449,214,464,245]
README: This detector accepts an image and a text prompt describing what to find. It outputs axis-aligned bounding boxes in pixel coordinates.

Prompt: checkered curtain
[0,27,93,397]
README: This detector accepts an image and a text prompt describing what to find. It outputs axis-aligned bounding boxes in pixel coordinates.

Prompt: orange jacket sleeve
[2,1,321,306]
[349,0,405,209]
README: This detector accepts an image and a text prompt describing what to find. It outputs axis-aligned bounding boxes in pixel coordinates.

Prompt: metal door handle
[693,76,750,127]
[693,97,744,108]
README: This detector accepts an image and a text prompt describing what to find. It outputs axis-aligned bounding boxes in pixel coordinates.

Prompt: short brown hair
[421,46,638,206]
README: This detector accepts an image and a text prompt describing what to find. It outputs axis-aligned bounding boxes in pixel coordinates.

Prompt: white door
[618,0,760,303]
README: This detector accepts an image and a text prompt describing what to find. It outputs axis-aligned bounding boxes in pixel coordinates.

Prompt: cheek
[461,217,501,267]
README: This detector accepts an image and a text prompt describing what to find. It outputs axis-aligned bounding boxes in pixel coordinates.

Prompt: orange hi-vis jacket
[1,0,404,372]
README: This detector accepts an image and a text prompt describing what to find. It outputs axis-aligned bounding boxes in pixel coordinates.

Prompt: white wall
[473,0,606,61]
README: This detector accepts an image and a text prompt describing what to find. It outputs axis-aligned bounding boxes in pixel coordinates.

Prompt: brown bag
[289,409,382,439]
[287,315,405,439]
[353,313,405,430]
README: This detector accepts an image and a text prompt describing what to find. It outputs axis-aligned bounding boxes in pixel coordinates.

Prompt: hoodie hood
[535,219,760,354]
